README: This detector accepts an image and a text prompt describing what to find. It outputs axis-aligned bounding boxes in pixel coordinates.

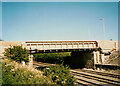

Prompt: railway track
[33,62,120,86]
[33,62,55,68]
[71,69,120,86]
[78,69,120,79]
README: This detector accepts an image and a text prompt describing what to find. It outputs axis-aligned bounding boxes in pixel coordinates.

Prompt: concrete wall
[97,41,118,52]
[0,41,24,56]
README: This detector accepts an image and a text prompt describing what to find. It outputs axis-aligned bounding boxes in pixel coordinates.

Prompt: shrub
[33,52,71,64]
[2,59,54,84]
[2,59,76,85]
[42,64,76,85]
[4,46,29,62]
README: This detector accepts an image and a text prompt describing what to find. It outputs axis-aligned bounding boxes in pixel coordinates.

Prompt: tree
[0,39,3,41]
[4,46,29,62]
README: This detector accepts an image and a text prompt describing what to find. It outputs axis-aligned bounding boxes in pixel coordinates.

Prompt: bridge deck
[23,41,98,52]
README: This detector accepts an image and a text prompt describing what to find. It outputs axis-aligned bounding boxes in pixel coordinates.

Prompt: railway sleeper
[72,72,120,86]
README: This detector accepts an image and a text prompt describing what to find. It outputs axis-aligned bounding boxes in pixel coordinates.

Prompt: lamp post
[100,18,106,40]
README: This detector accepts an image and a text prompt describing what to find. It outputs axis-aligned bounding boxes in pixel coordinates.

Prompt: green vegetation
[33,52,76,85]
[2,59,76,85]
[2,59,53,84]
[0,39,3,41]
[42,64,76,85]
[33,52,94,69]
[33,52,71,64]
[0,59,1,86]
[4,46,29,62]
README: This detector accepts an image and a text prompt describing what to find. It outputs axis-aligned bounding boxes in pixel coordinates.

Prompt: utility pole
[100,18,106,40]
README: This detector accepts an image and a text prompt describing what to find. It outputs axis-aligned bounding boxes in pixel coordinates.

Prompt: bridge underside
[70,51,94,69]
[29,48,100,54]
[0,40,118,69]
[29,48,103,69]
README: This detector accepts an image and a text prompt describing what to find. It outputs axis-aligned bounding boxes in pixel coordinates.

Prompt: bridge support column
[93,51,100,64]
[101,54,104,64]
[93,51,97,69]
[93,51,100,69]
[28,55,33,68]
[96,51,100,64]
[93,51,97,64]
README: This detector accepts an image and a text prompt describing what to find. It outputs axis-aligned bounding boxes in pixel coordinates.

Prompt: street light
[100,18,106,40]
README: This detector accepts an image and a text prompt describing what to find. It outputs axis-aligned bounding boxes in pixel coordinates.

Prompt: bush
[33,52,71,64]
[4,46,29,62]
[2,59,54,84]
[2,59,76,85]
[42,64,76,85]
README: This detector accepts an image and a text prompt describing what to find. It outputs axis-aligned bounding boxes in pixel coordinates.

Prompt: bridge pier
[96,51,100,64]
[28,55,33,68]
[93,51,101,64]
[93,51,97,65]
[93,51,105,65]
[101,54,104,64]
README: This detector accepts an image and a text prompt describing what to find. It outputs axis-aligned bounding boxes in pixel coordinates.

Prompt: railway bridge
[24,41,98,53]
[22,40,118,65]
[0,40,118,67]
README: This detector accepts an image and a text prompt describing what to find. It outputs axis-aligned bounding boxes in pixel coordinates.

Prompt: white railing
[24,41,98,50]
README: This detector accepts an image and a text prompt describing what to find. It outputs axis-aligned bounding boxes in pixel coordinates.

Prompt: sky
[2,2,118,41]
[1,0,120,2]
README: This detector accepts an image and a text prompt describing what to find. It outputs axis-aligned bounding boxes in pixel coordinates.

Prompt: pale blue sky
[2,2,118,41]
[2,0,120,2]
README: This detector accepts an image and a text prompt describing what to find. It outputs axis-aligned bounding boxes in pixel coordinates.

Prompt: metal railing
[24,41,98,51]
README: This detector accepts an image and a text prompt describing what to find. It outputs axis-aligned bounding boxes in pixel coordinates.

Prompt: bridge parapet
[1,41,118,53]
[24,41,98,51]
